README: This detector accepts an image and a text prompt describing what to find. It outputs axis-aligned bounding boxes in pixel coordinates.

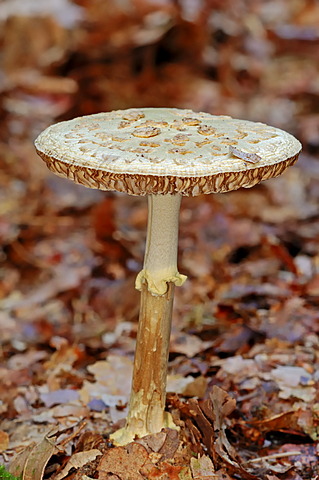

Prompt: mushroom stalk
[136,194,186,295]
[112,193,186,445]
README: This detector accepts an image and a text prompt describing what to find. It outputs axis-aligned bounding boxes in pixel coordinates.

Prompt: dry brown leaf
[74,432,105,452]
[0,430,9,452]
[206,387,240,469]
[216,356,258,383]
[55,449,102,480]
[23,435,57,480]
[9,434,57,480]
[136,431,167,453]
[140,461,186,479]
[249,408,319,441]
[209,386,237,431]
[9,443,35,480]
[170,332,212,357]
[157,428,180,461]
[263,365,316,401]
[190,455,216,478]
[97,443,151,480]
[190,455,235,480]
[187,387,258,480]
[181,376,207,398]
[187,398,215,456]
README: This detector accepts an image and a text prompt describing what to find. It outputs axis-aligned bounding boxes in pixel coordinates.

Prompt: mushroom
[34,107,301,445]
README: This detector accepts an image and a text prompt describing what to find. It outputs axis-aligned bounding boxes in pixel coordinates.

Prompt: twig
[58,421,87,447]
[245,451,301,464]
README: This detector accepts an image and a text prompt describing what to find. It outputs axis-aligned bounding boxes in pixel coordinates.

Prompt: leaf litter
[1,0,319,479]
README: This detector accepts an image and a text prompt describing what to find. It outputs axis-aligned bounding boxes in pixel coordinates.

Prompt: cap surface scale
[35,107,301,196]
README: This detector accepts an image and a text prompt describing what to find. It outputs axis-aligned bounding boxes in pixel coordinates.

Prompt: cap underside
[35,108,301,196]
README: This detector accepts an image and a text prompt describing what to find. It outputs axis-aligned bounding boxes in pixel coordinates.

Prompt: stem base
[111,282,175,445]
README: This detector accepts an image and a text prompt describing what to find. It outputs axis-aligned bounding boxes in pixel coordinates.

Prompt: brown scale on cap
[234,131,248,139]
[111,136,128,142]
[221,139,237,145]
[181,117,201,126]
[137,120,169,128]
[197,125,217,135]
[171,120,187,131]
[133,127,161,138]
[129,147,152,154]
[195,139,212,147]
[170,134,190,146]
[118,121,131,129]
[95,132,112,141]
[122,111,145,121]
[139,141,160,148]
[211,132,226,138]
[168,148,193,155]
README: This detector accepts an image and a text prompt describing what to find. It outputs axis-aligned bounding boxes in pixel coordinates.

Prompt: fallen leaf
[186,398,215,456]
[190,455,216,478]
[264,366,316,401]
[180,376,207,398]
[97,443,151,480]
[208,386,239,466]
[157,429,180,461]
[251,411,302,435]
[83,355,133,397]
[80,355,133,423]
[40,388,80,407]
[136,431,167,454]
[170,332,212,357]
[0,430,9,452]
[74,432,105,452]
[9,434,57,480]
[55,449,102,480]
[216,356,259,384]
[140,461,184,479]
[9,443,35,480]
[52,403,89,419]
[186,387,258,479]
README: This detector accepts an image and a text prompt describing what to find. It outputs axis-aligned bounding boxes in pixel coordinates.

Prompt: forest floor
[0,1,319,479]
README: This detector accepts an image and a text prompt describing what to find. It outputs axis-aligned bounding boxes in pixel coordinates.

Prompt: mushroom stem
[121,282,175,442]
[136,194,186,295]
[111,193,185,445]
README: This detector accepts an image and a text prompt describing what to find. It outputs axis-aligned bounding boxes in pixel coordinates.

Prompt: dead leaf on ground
[263,366,316,401]
[9,443,35,480]
[0,430,9,452]
[97,443,151,480]
[9,434,57,480]
[156,429,180,461]
[136,428,180,462]
[190,455,216,478]
[54,449,102,480]
[185,387,259,480]
[170,332,213,357]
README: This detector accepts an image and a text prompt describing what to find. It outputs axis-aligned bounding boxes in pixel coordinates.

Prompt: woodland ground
[0,1,319,479]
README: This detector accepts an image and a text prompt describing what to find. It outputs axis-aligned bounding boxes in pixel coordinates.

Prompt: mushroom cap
[35,107,301,196]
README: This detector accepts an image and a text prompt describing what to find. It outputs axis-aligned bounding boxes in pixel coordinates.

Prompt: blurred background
[1,0,319,471]
[1,0,319,138]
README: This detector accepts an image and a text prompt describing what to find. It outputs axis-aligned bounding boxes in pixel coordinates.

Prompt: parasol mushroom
[34,107,301,445]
